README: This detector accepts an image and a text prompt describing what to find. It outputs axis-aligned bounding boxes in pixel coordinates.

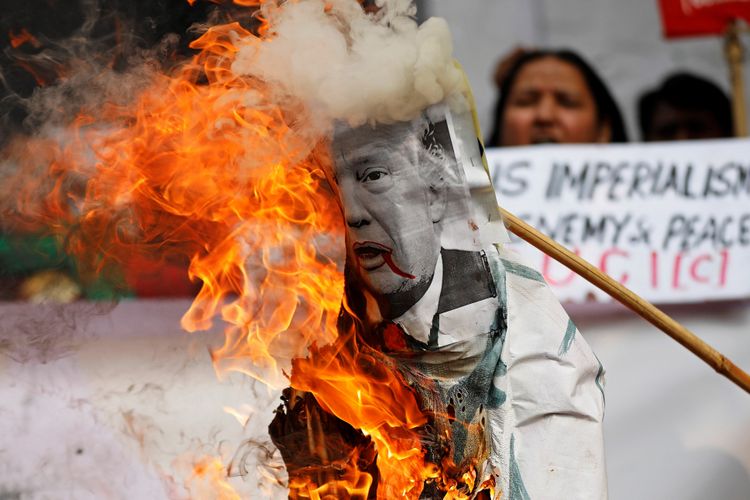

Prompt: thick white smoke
[231,0,466,128]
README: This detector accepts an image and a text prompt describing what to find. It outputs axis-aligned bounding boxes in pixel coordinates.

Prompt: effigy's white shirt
[491,243,607,500]
[387,243,607,499]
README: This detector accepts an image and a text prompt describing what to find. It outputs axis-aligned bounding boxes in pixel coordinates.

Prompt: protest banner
[486,139,750,303]
[658,0,750,38]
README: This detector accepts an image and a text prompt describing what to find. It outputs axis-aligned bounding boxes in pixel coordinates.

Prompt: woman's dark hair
[486,49,628,147]
[637,72,733,140]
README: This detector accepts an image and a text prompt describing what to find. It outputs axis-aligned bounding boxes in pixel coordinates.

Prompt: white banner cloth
[485,139,750,303]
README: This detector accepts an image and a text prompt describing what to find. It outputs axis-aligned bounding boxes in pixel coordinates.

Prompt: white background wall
[425,0,750,141]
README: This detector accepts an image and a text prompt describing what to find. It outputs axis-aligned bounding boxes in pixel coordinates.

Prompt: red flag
[658,0,750,38]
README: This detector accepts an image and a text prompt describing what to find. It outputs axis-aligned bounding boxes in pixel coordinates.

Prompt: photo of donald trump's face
[330,118,451,318]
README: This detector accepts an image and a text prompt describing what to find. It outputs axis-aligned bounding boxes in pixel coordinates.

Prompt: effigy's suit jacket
[356,244,607,499]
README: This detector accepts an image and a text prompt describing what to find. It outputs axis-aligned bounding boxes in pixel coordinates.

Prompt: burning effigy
[268,102,608,499]
[0,1,606,498]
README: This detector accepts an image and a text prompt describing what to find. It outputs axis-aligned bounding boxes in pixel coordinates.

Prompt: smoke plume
[232,0,465,128]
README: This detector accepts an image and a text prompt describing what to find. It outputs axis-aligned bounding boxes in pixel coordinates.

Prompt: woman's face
[499,56,611,146]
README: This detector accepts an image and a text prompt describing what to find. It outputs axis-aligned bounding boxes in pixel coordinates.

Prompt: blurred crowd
[0,5,740,303]
[486,46,734,147]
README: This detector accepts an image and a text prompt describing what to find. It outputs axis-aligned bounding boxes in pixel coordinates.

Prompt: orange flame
[189,456,242,499]
[290,331,431,498]
[2,2,474,497]
[8,28,40,49]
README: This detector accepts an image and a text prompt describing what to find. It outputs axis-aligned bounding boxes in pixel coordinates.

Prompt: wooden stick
[500,207,750,395]
[725,19,747,137]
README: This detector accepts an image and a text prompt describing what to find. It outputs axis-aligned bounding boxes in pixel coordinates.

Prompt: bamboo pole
[500,207,750,395]
[725,19,747,137]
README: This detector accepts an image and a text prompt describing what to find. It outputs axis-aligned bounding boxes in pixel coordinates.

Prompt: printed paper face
[329,102,508,320]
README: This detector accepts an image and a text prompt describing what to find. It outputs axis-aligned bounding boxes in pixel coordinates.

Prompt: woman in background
[486,48,628,147]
